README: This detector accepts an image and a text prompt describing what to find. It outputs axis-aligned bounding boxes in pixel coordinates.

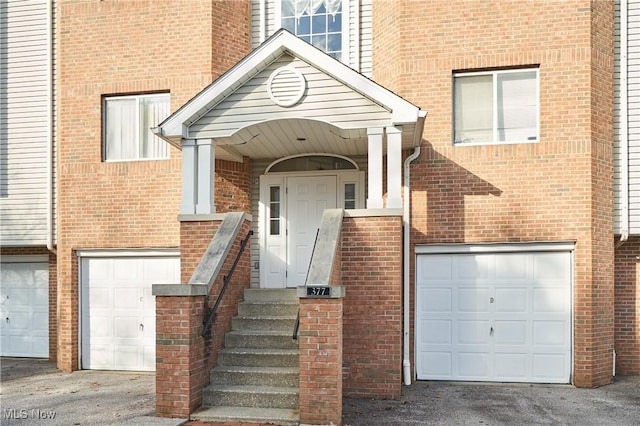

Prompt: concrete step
[210,365,299,387]
[243,288,298,303]
[202,385,298,409]
[232,315,297,332]
[217,348,299,368]
[191,406,299,426]
[238,300,299,317]
[225,329,298,349]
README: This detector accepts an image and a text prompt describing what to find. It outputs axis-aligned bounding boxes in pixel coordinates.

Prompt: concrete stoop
[192,288,300,426]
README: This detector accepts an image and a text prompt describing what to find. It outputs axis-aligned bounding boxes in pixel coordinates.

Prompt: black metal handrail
[293,228,320,340]
[202,230,253,338]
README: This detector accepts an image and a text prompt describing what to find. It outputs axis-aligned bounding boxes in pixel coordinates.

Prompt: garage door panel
[458,320,491,344]
[533,287,568,313]
[533,321,568,346]
[114,316,139,338]
[458,352,491,378]
[494,320,527,345]
[420,288,452,313]
[494,353,527,379]
[458,288,491,312]
[420,320,452,344]
[494,288,528,312]
[533,353,568,382]
[114,288,139,309]
[417,249,571,383]
[420,351,452,378]
[420,256,452,281]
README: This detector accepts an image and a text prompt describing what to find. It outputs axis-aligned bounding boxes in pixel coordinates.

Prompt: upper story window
[453,68,539,145]
[281,0,343,60]
[103,93,170,161]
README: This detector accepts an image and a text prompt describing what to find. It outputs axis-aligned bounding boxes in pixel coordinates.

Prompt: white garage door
[0,260,49,358]
[80,254,179,371]
[416,247,572,383]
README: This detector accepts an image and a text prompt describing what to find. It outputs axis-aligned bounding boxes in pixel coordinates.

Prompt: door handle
[490,326,494,336]
[139,324,144,332]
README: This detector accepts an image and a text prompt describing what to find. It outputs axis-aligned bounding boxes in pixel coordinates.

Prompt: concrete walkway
[2,358,640,425]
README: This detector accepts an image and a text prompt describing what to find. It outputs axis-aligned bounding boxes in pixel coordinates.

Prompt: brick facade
[56,0,251,371]
[371,0,616,387]
[341,215,403,398]
[614,236,640,375]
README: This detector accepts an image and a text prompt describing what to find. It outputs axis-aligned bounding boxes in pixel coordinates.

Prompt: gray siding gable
[188,53,391,140]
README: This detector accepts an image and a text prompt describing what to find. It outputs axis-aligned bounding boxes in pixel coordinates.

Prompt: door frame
[259,168,364,288]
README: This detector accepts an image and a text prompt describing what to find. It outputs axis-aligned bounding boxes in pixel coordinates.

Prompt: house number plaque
[306,286,332,298]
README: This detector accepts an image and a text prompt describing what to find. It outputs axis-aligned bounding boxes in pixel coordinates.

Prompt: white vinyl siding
[189,54,390,140]
[615,0,640,235]
[251,0,371,77]
[0,0,53,246]
[103,94,170,162]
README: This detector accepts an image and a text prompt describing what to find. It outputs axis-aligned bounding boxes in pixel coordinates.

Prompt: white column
[386,126,402,209]
[367,127,384,209]
[181,139,197,214]
[195,139,216,214]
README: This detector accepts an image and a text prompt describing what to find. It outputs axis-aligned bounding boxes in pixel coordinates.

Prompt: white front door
[416,249,572,383]
[287,176,337,287]
[260,174,342,288]
[80,255,180,371]
[0,260,49,358]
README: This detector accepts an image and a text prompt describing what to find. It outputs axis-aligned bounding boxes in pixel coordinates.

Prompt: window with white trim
[281,0,343,60]
[103,93,170,161]
[453,68,539,145]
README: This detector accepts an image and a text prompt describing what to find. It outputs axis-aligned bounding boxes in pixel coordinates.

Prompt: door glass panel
[269,186,281,235]
[344,183,356,209]
[268,155,356,173]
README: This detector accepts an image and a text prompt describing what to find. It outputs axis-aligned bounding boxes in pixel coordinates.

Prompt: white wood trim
[181,140,197,214]
[386,126,402,208]
[1,255,49,263]
[367,127,384,209]
[415,241,576,255]
[195,139,215,214]
[75,249,180,258]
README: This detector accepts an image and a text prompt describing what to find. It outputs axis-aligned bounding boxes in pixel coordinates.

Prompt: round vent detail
[267,66,306,107]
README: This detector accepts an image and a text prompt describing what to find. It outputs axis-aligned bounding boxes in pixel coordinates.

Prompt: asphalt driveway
[2,358,640,425]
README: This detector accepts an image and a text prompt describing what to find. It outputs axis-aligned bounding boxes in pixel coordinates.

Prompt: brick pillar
[155,293,208,418]
[298,286,345,426]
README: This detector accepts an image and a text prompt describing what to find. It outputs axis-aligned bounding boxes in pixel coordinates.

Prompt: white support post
[195,139,216,215]
[367,127,384,209]
[386,126,402,209]
[181,139,197,215]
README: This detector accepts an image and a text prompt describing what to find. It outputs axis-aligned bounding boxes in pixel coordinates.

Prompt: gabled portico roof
[154,29,426,161]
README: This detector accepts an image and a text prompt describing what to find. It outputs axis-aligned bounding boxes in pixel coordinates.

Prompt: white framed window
[103,93,170,161]
[453,68,539,145]
[279,0,345,61]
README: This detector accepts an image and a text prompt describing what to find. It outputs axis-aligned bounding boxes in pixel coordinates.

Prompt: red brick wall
[341,215,402,398]
[371,0,615,387]
[57,0,251,371]
[299,297,343,426]
[614,236,640,374]
[157,217,252,417]
[0,247,57,362]
[215,158,252,214]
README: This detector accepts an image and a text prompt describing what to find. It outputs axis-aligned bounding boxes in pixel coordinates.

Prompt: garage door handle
[490,326,494,336]
[5,317,8,323]
[139,324,144,331]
